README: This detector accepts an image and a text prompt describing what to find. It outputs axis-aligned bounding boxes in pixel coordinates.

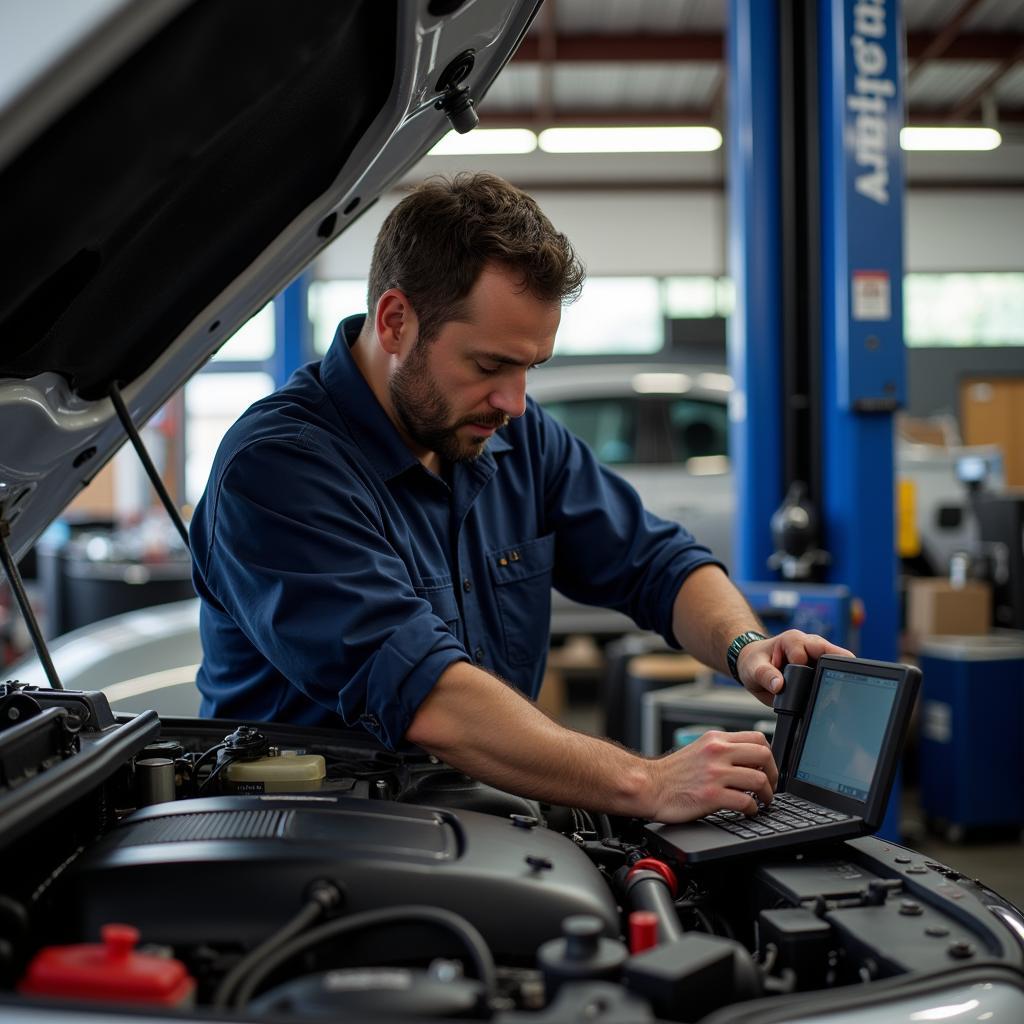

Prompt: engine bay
[1,683,1023,1022]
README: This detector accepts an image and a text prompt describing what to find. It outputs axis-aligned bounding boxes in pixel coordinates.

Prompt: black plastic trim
[0,710,159,851]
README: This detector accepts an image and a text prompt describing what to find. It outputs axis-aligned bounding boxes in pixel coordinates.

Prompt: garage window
[905,273,1024,347]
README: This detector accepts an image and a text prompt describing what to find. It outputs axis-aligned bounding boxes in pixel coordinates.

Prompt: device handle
[771,663,815,786]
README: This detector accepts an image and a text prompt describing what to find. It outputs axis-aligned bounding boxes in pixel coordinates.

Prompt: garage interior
[4,0,1023,930]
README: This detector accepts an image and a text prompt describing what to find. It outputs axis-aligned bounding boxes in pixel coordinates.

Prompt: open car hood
[0,0,539,561]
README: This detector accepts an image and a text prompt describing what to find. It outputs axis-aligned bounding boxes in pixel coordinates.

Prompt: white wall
[904,192,1024,273]
[315,187,1023,282]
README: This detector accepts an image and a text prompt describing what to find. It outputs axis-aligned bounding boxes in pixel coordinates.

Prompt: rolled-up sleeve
[195,434,468,748]
[535,406,726,647]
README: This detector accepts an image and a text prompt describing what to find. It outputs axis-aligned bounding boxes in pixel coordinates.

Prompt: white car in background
[529,360,1002,634]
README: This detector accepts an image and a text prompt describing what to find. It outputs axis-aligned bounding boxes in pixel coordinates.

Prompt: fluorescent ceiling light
[429,128,537,155]
[632,372,692,394]
[900,127,1001,151]
[539,126,722,154]
[697,372,734,392]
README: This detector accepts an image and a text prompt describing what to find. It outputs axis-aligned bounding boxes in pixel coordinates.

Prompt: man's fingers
[777,629,856,665]
[703,732,779,789]
[803,633,855,660]
[717,730,771,746]
[729,742,779,789]
[715,788,760,817]
[722,768,774,806]
[750,660,783,702]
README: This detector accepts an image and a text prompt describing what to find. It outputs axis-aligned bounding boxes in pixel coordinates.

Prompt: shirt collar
[320,314,513,484]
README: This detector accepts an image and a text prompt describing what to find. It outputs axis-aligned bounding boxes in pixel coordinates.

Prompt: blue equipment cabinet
[739,582,857,653]
[919,634,1024,839]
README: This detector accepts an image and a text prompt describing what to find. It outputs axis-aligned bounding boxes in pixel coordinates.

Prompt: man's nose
[489,375,528,418]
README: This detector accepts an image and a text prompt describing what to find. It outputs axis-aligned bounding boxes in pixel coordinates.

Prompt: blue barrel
[919,634,1024,835]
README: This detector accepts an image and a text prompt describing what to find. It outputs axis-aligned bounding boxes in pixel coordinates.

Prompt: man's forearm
[670,564,766,675]
[405,661,656,816]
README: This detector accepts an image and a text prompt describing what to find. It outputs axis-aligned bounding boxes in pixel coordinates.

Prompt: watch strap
[726,630,768,682]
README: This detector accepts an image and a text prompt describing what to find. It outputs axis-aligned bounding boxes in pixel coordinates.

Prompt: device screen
[793,666,898,802]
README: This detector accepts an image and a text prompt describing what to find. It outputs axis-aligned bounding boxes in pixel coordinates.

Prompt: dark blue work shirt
[191,315,723,749]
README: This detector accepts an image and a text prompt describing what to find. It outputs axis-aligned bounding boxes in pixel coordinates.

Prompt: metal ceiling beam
[947,40,1024,121]
[907,0,988,83]
[509,32,1024,63]
[512,34,723,62]
[477,107,717,126]
[911,106,1024,124]
[907,31,1024,60]
[476,107,1024,127]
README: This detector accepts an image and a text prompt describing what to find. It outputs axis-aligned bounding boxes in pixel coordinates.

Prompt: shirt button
[462,578,473,593]
[474,647,485,663]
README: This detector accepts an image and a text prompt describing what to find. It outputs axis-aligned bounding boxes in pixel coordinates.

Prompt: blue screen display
[794,668,898,802]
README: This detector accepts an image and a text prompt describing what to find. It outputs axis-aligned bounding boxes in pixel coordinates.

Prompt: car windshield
[542,394,730,466]
[667,397,730,462]
[543,397,638,464]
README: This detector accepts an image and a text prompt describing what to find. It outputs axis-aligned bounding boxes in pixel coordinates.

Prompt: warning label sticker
[852,270,891,321]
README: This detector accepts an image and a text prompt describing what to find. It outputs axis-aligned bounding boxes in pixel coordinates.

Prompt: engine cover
[59,795,617,960]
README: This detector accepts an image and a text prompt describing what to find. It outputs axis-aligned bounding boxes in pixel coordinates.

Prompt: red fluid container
[19,924,195,1006]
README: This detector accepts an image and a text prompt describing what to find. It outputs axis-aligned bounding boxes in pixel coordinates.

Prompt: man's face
[388,265,560,464]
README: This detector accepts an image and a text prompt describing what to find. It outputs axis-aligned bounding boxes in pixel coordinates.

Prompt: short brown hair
[367,173,585,342]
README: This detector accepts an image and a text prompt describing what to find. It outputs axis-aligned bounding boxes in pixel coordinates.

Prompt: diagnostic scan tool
[646,655,921,864]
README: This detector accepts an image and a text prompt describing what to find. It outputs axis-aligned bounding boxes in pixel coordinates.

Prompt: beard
[389,340,509,463]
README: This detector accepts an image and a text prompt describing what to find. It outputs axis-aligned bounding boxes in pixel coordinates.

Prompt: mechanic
[190,173,852,824]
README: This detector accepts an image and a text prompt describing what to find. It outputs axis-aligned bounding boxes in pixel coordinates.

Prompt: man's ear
[374,289,418,356]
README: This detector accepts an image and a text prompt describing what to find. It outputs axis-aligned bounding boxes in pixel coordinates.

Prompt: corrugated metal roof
[899,0,1024,32]
[505,0,1023,131]
[480,65,541,110]
[996,63,1024,105]
[548,0,725,34]
[907,60,1004,105]
[553,63,720,110]
[482,62,721,114]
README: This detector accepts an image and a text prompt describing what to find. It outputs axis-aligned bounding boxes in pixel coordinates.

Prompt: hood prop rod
[108,383,190,551]
[0,521,63,690]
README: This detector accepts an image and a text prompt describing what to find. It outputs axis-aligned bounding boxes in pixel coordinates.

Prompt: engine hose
[231,905,497,1008]
[625,871,684,945]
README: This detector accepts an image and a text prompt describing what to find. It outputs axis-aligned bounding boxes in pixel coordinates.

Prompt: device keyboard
[703,792,852,840]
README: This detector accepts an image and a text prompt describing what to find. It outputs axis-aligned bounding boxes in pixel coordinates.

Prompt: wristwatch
[726,630,768,682]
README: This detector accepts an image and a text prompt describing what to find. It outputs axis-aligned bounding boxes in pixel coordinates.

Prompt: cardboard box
[906,578,992,645]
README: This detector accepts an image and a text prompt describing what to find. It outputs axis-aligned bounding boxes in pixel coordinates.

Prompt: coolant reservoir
[224,750,325,793]
[18,924,194,1006]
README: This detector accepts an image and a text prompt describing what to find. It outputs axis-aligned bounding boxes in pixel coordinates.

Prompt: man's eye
[475,361,500,375]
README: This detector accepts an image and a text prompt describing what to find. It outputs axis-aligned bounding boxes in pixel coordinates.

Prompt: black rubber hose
[212,897,327,1009]
[626,871,684,945]
[231,905,496,1008]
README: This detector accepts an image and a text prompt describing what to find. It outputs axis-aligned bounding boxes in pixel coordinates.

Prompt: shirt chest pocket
[414,577,461,640]
[487,533,556,667]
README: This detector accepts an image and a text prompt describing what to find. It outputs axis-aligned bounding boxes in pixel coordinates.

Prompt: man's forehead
[451,269,560,363]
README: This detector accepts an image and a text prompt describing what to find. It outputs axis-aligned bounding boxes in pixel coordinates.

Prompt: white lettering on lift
[849,0,894,205]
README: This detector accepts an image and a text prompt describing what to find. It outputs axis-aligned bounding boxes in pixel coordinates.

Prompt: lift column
[726,0,784,579]
[728,0,906,661]
[819,0,906,664]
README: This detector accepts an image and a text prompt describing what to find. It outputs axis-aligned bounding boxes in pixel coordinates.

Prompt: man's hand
[647,730,778,823]
[736,629,855,706]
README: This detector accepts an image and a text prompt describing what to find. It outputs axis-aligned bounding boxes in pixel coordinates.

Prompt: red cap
[19,924,194,1006]
[629,911,659,953]
[627,857,679,897]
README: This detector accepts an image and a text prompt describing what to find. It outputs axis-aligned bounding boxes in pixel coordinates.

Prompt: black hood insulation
[0,0,395,399]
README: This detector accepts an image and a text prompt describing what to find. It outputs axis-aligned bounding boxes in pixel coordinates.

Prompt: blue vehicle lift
[728,0,906,837]
[272,271,314,386]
